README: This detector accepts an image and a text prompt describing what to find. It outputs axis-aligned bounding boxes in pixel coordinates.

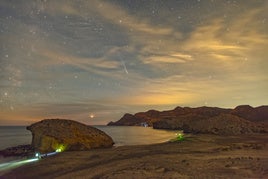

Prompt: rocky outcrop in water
[108,105,268,135]
[27,119,114,153]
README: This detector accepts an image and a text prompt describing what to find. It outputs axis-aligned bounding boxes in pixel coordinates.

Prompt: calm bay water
[0,126,180,150]
[0,126,32,150]
[96,126,180,146]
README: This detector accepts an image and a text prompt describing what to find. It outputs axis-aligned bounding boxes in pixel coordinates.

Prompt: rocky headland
[108,105,268,135]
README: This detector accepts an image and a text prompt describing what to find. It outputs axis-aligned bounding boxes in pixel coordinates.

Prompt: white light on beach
[0,158,39,172]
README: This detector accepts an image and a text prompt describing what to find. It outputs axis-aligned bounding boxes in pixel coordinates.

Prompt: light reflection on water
[0,126,32,150]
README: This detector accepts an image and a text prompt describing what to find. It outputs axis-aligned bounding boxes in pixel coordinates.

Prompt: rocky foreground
[108,105,268,135]
[2,134,268,178]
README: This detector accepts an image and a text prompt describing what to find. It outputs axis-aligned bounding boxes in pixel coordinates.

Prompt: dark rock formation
[107,113,143,126]
[0,144,34,157]
[108,105,268,135]
[154,114,266,135]
[108,110,161,126]
[232,105,268,122]
[27,119,114,153]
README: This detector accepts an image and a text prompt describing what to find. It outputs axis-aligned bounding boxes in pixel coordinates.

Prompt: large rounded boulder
[27,119,114,153]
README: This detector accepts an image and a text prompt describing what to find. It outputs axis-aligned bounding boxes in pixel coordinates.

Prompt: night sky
[0,0,267,125]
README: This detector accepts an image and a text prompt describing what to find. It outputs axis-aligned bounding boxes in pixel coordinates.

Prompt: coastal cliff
[108,105,268,135]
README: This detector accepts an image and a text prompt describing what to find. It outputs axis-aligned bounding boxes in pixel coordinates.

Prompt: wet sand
[2,134,268,178]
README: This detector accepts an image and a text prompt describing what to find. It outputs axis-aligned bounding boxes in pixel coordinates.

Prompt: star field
[0,0,267,125]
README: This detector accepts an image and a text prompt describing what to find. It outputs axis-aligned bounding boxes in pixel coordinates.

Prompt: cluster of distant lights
[0,147,64,173]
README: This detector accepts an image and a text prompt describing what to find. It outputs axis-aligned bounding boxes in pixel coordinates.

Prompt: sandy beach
[1,133,267,179]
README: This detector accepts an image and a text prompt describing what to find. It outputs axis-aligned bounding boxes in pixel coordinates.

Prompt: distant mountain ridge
[107,105,268,135]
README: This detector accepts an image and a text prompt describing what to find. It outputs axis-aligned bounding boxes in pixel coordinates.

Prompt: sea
[0,126,180,163]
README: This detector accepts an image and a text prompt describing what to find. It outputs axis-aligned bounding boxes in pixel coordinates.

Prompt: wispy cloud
[143,53,193,64]
[0,0,267,125]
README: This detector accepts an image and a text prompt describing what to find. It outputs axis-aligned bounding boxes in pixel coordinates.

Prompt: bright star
[90,114,94,119]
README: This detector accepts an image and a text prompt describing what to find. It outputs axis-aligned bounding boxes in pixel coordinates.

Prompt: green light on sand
[176,133,185,141]
[170,132,185,142]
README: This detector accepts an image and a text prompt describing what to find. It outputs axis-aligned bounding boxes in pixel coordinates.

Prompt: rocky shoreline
[0,144,34,157]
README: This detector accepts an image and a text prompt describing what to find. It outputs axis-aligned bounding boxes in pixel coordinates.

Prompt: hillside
[107,105,268,135]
